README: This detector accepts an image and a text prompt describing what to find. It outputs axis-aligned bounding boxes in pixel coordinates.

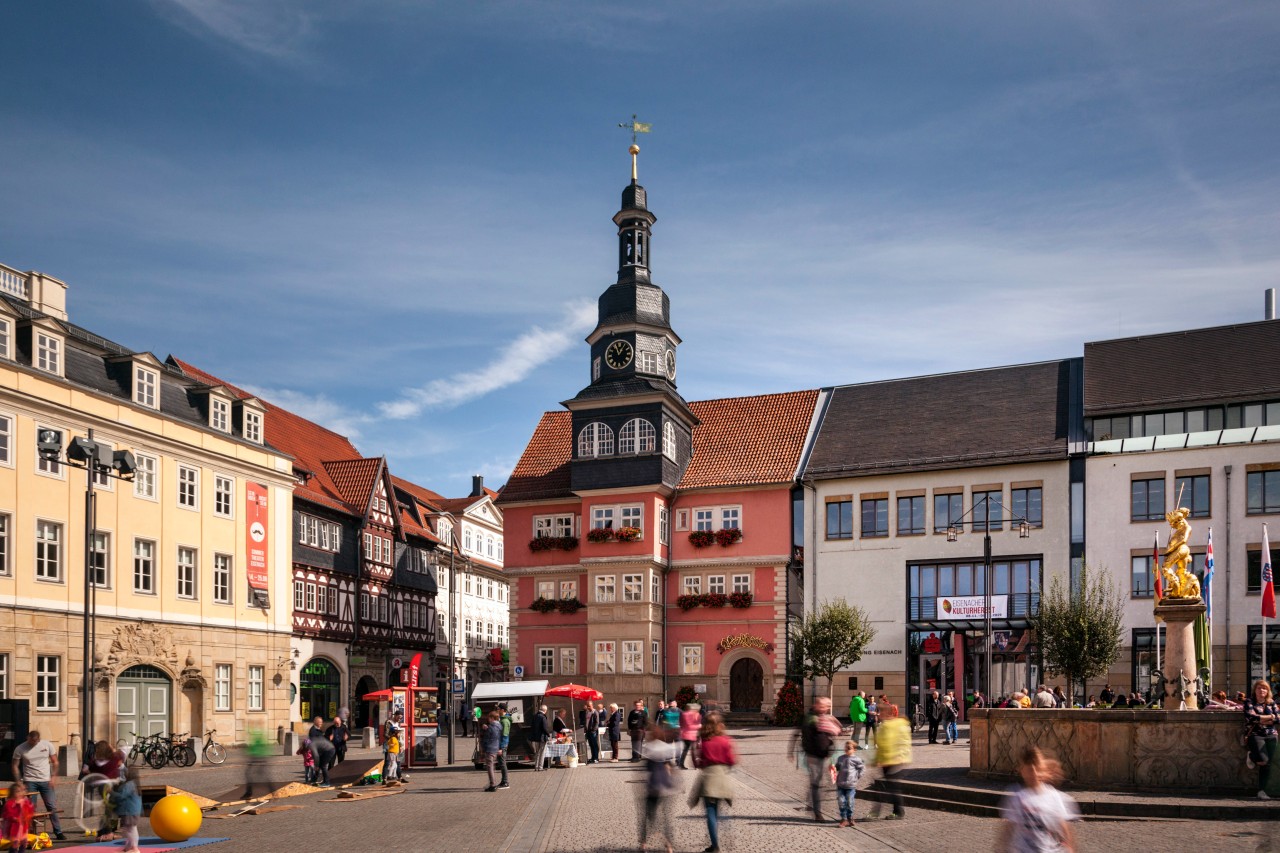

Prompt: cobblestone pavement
[42,730,1278,852]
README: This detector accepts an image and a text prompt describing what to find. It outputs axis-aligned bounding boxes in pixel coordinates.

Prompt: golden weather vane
[617,114,651,181]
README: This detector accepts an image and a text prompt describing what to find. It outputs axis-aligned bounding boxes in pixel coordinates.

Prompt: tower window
[662,421,676,460]
[619,419,656,454]
[578,422,614,457]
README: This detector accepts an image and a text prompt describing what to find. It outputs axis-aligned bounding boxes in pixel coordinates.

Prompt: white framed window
[708,575,725,594]
[592,506,615,529]
[621,640,643,674]
[721,506,741,529]
[35,520,62,582]
[437,520,452,545]
[662,421,675,460]
[538,647,554,675]
[534,514,575,538]
[486,536,494,558]
[652,640,660,674]
[536,580,554,600]
[90,440,114,489]
[35,332,61,375]
[464,573,472,594]
[36,655,60,710]
[36,426,63,477]
[595,574,616,602]
[592,357,601,381]
[134,366,158,408]
[637,350,659,374]
[293,579,305,610]
[683,575,701,596]
[651,571,660,604]
[694,509,714,532]
[676,509,689,531]
[577,422,614,457]
[177,465,199,510]
[210,398,230,432]
[0,652,7,698]
[213,553,232,604]
[465,618,473,646]
[0,412,11,465]
[248,666,264,711]
[327,587,338,615]
[0,318,10,360]
[659,505,669,544]
[133,539,155,594]
[305,583,317,611]
[560,647,577,675]
[623,573,643,602]
[214,664,232,711]
[463,528,472,552]
[0,513,9,577]
[681,644,703,675]
[133,453,157,500]
[594,641,615,674]
[620,504,642,531]
[618,418,656,454]
[559,580,578,600]
[214,475,234,518]
[90,531,110,588]
[732,573,751,594]
[176,547,197,599]
[243,410,263,443]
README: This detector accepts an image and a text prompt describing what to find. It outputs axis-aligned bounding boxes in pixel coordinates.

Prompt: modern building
[0,261,296,746]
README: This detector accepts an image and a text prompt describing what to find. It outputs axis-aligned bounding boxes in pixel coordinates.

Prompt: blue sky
[2,1,1278,497]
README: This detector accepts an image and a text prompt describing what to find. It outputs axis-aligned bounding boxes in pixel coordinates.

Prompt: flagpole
[1264,523,1270,685]
[1206,527,1214,692]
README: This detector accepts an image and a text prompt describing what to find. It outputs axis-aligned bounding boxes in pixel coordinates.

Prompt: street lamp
[37,428,135,759]
[944,494,1031,704]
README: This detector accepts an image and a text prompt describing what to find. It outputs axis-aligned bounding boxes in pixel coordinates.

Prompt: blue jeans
[837,786,856,820]
[704,797,722,849]
[946,721,958,742]
[28,780,62,834]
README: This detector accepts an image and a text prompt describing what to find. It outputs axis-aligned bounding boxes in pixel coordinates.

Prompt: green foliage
[1033,563,1125,698]
[789,598,877,699]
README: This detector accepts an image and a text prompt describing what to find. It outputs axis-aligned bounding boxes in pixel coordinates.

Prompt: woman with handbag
[690,712,736,853]
[1243,679,1279,800]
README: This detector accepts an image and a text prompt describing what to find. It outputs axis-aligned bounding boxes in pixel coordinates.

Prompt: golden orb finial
[629,144,640,155]
[629,144,640,181]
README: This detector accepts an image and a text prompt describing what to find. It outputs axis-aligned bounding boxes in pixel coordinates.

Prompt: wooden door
[729,658,763,712]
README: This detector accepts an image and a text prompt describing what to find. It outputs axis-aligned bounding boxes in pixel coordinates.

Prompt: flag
[1263,524,1276,620]
[634,121,652,133]
[1204,528,1215,623]
[1152,532,1163,605]
[1193,612,1211,674]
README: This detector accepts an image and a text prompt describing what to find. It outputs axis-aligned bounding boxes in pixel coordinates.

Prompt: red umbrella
[545,684,604,748]
[362,689,395,701]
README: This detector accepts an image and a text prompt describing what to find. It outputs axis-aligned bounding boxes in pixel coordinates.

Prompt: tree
[1033,563,1125,702]
[790,598,877,700]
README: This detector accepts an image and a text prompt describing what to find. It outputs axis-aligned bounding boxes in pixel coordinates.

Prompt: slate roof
[565,375,690,407]
[805,361,1073,480]
[1084,319,1280,415]
[499,390,819,503]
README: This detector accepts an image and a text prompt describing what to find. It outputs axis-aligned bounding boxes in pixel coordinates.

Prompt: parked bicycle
[123,732,167,767]
[911,704,926,732]
[145,732,196,769]
[201,729,227,765]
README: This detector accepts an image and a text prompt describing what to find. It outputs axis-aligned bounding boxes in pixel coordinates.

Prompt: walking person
[497,703,513,788]
[481,710,503,792]
[1244,679,1279,800]
[868,704,911,820]
[863,695,879,747]
[678,702,701,769]
[800,696,841,822]
[925,690,943,744]
[942,692,959,745]
[997,746,1079,852]
[638,724,678,853]
[691,712,736,853]
[832,740,865,827]
[848,690,867,745]
[607,702,623,761]
[530,704,551,771]
[628,699,648,762]
[10,730,66,841]
[81,740,126,841]
[327,715,350,766]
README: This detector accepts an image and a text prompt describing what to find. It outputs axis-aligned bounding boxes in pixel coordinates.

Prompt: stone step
[722,711,771,727]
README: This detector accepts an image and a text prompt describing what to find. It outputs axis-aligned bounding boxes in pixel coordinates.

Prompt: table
[539,740,579,768]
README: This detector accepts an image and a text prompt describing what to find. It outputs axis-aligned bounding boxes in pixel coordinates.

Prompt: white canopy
[470,680,549,702]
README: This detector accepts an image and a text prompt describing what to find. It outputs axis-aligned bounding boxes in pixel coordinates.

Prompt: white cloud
[379,301,596,419]
[154,0,323,62]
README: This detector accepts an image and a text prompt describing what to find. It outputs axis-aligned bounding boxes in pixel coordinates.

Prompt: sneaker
[55,834,68,841]
[484,785,496,792]
[884,813,903,820]
[497,783,510,789]
[1247,757,1256,770]
[1260,791,1272,800]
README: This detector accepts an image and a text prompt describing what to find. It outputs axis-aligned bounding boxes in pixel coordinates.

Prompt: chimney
[471,475,485,497]
[1267,288,1277,321]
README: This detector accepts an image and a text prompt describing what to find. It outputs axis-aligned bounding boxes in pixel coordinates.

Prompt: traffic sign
[452,678,465,695]
[513,665,525,678]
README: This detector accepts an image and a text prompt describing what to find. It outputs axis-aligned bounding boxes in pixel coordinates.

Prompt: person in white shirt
[998,745,1079,852]
[11,731,66,840]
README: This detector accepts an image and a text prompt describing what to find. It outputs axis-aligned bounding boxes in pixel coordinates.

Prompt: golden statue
[1160,507,1201,600]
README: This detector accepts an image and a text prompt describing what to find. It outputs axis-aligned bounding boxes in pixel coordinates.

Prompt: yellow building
[0,262,295,749]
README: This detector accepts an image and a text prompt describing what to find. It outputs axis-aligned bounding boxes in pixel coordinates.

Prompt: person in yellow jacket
[869,704,911,820]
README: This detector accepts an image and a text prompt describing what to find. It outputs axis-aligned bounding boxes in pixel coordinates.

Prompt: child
[831,741,864,827]
[297,738,316,784]
[2,779,36,851]
[998,746,1079,852]
[110,767,143,853]
[384,730,401,784]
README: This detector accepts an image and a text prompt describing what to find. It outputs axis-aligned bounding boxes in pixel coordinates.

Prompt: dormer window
[134,366,158,408]
[619,418,655,454]
[36,332,61,375]
[662,421,676,460]
[0,317,11,360]
[578,422,614,457]
[210,398,230,432]
[244,409,263,443]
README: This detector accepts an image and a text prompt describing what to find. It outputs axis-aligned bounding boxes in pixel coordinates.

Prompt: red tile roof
[498,391,819,502]
[392,476,447,511]
[323,458,383,514]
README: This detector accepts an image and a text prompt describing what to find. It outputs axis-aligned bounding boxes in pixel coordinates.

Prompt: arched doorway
[729,658,764,712]
[354,676,379,730]
[116,665,171,745]
[299,658,341,723]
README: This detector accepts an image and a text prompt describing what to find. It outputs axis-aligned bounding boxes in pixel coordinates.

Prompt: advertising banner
[408,652,423,688]
[936,595,1007,620]
[246,481,269,591]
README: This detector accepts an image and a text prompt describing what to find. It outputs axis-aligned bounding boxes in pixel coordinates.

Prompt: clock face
[605,339,634,370]
[664,349,677,380]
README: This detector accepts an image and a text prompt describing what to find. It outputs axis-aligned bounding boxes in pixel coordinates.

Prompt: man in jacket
[530,705,550,771]
[627,699,648,762]
[496,703,512,788]
[925,690,943,744]
[848,691,868,744]
[584,702,601,764]
[801,697,842,822]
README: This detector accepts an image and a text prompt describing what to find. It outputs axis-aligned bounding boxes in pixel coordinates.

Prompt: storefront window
[1247,625,1280,697]
[300,658,341,722]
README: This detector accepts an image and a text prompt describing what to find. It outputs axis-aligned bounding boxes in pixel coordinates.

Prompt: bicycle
[911,705,926,732]
[124,732,167,767]
[148,733,196,769]
[201,729,227,765]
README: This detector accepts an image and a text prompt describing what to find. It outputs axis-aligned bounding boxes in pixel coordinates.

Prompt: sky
[2,1,1278,497]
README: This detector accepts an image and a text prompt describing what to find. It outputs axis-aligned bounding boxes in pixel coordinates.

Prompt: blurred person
[678,702,701,769]
[868,705,910,820]
[997,746,1078,852]
[691,712,737,853]
[111,766,144,853]
[800,696,841,821]
[638,724,678,852]
[848,690,867,744]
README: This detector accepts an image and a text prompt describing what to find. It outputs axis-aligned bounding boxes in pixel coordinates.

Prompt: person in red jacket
[692,712,737,853]
[2,779,35,851]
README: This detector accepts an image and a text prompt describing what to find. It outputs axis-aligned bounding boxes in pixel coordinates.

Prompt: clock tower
[565,145,698,492]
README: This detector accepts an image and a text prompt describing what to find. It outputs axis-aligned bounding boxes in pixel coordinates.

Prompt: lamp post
[945,495,1031,704]
[37,428,135,759]
[445,538,457,765]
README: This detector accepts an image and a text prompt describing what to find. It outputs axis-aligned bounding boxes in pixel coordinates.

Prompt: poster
[246,482,269,590]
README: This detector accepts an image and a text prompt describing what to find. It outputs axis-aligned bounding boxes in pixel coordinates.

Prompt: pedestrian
[628,699,648,762]
[868,704,910,820]
[380,713,402,784]
[111,766,144,853]
[531,704,551,771]
[1243,679,1278,800]
[2,779,34,852]
[460,700,470,737]
[690,711,736,853]
[925,690,943,744]
[997,746,1079,852]
[800,696,841,822]
[81,739,126,841]
[639,723,678,853]
[242,727,273,800]
[832,740,865,827]
[481,710,503,792]
[848,690,867,744]
[308,714,327,741]
[327,715,350,766]
[863,695,878,746]
[9,730,66,841]
[678,702,701,769]
[584,702,602,764]
[298,738,317,784]
[942,692,959,745]
[311,729,336,787]
[660,700,680,731]
[1099,684,1114,705]
[971,690,986,710]
[495,703,512,787]
[607,702,623,761]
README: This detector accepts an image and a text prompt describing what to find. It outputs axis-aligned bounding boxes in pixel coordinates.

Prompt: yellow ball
[149,793,203,842]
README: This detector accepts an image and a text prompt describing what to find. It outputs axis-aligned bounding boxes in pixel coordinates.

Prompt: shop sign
[922,634,943,654]
[349,656,367,665]
[936,595,1007,620]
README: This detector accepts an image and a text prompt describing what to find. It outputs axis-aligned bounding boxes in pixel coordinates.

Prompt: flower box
[688,530,716,548]
[586,528,616,543]
[528,535,579,552]
[677,594,702,611]
[701,592,728,608]
[728,591,753,608]
[615,526,642,543]
[555,597,585,615]
[530,597,557,613]
[715,527,743,547]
